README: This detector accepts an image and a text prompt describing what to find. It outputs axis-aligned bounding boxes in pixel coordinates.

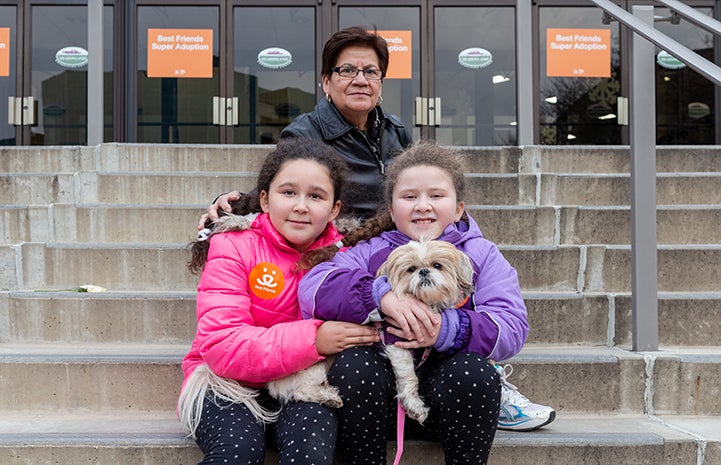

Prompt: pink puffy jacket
[181,213,343,388]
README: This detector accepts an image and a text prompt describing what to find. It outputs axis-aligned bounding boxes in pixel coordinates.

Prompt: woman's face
[322,45,383,130]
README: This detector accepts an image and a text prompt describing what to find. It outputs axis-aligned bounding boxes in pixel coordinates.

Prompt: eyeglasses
[331,66,385,81]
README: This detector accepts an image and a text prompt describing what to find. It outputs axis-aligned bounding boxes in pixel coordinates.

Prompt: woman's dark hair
[321,26,390,78]
[188,138,349,274]
[300,142,467,269]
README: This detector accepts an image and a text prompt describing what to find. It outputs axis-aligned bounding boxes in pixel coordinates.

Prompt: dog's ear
[456,251,475,298]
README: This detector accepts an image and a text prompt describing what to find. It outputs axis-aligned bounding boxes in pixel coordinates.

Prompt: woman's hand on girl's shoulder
[315,321,380,356]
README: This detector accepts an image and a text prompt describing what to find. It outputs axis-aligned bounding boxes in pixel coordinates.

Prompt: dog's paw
[401,397,429,424]
[294,383,343,409]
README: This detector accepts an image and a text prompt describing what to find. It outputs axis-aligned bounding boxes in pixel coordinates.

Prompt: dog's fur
[180,225,474,432]
[376,240,475,422]
[266,240,474,424]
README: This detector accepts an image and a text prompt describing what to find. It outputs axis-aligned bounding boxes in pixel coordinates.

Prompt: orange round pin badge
[248,262,285,300]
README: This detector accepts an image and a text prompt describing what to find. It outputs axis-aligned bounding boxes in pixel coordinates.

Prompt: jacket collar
[315,97,400,141]
[379,213,484,248]
[253,212,344,253]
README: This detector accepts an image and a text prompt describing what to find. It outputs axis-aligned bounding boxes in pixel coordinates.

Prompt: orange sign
[147,28,213,78]
[0,28,9,77]
[378,30,412,79]
[248,262,285,300]
[546,28,611,78]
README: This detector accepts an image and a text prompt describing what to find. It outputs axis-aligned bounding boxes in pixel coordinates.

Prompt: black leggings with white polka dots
[194,391,338,465]
[327,347,501,465]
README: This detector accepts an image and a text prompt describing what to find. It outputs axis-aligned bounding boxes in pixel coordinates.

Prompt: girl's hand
[315,321,380,355]
[385,315,442,348]
[380,292,440,344]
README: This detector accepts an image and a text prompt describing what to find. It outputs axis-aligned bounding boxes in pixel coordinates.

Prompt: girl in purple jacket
[298,142,529,465]
[179,138,379,465]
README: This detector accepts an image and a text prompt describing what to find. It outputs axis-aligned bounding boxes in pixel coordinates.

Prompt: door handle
[415,97,427,126]
[213,96,224,125]
[8,97,16,125]
[428,97,441,127]
[23,97,37,126]
[414,97,442,127]
[227,97,238,126]
[213,97,238,126]
[8,97,37,125]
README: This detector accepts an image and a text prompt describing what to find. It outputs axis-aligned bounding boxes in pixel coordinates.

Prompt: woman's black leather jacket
[280,97,412,219]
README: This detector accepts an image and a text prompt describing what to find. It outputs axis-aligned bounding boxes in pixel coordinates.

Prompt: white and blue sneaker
[496,364,556,431]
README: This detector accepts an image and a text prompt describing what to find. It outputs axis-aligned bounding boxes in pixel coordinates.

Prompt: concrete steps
[1,411,718,465]
[2,143,721,464]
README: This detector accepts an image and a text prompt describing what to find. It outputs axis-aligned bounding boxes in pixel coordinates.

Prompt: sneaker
[495,364,556,431]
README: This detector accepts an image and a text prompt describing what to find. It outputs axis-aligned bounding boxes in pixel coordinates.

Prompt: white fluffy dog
[267,240,474,423]
[182,236,475,429]
[375,240,475,423]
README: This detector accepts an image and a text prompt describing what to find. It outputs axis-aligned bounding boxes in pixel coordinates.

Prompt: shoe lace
[497,364,532,407]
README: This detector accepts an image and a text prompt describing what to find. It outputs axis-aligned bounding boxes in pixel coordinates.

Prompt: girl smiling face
[260,159,341,252]
[388,165,465,241]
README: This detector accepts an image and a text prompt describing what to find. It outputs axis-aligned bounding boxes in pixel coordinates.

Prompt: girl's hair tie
[335,240,344,249]
[198,228,212,242]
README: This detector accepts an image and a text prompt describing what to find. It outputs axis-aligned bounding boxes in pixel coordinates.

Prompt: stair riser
[6,244,721,293]
[538,174,721,206]
[2,295,196,344]
[0,361,182,411]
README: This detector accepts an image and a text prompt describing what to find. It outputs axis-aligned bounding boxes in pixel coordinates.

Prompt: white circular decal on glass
[55,46,89,69]
[657,50,685,70]
[257,47,293,69]
[458,48,493,69]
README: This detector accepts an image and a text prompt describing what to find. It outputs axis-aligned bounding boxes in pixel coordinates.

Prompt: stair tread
[0,411,718,444]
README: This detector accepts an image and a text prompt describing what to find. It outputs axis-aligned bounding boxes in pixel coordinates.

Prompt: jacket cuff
[433,309,460,352]
[448,310,472,355]
[372,276,392,309]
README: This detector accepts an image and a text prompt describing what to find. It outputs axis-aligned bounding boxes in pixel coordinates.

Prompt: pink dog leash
[393,401,406,465]
[391,347,431,465]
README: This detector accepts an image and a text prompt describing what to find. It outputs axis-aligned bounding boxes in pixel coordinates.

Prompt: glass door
[232,5,318,144]
[537,5,622,145]
[30,4,114,145]
[338,3,422,141]
[651,3,715,144]
[135,3,222,143]
[432,4,517,145]
[0,4,18,145]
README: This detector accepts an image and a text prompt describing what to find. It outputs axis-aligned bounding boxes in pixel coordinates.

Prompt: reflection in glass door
[653,5,714,144]
[339,6,421,141]
[30,5,113,145]
[434,6,517,145]
[233,7,316,144]
[136,5,220,143]
[538,7,621,145]
[0,5,17,145]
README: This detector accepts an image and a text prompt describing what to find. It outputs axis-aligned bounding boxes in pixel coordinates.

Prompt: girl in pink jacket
[178,138,379,465]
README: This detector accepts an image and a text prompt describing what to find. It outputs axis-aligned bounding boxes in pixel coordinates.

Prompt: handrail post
[630,5,659,351]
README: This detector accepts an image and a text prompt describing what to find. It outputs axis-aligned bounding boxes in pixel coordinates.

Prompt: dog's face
[377,240,474,310]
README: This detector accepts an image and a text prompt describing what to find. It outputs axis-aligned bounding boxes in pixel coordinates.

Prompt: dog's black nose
[419,268,429,277]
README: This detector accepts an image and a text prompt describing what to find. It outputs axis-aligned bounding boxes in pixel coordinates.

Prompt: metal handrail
[589,0,721,86]
[586,0,721,351]
[655,0,721,36]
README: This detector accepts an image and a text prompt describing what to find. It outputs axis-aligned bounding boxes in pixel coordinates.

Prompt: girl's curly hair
[299,141,467,269]
[187,138,349,275]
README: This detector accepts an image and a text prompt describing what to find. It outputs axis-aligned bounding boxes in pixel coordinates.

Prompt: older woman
[199,26,411,223]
